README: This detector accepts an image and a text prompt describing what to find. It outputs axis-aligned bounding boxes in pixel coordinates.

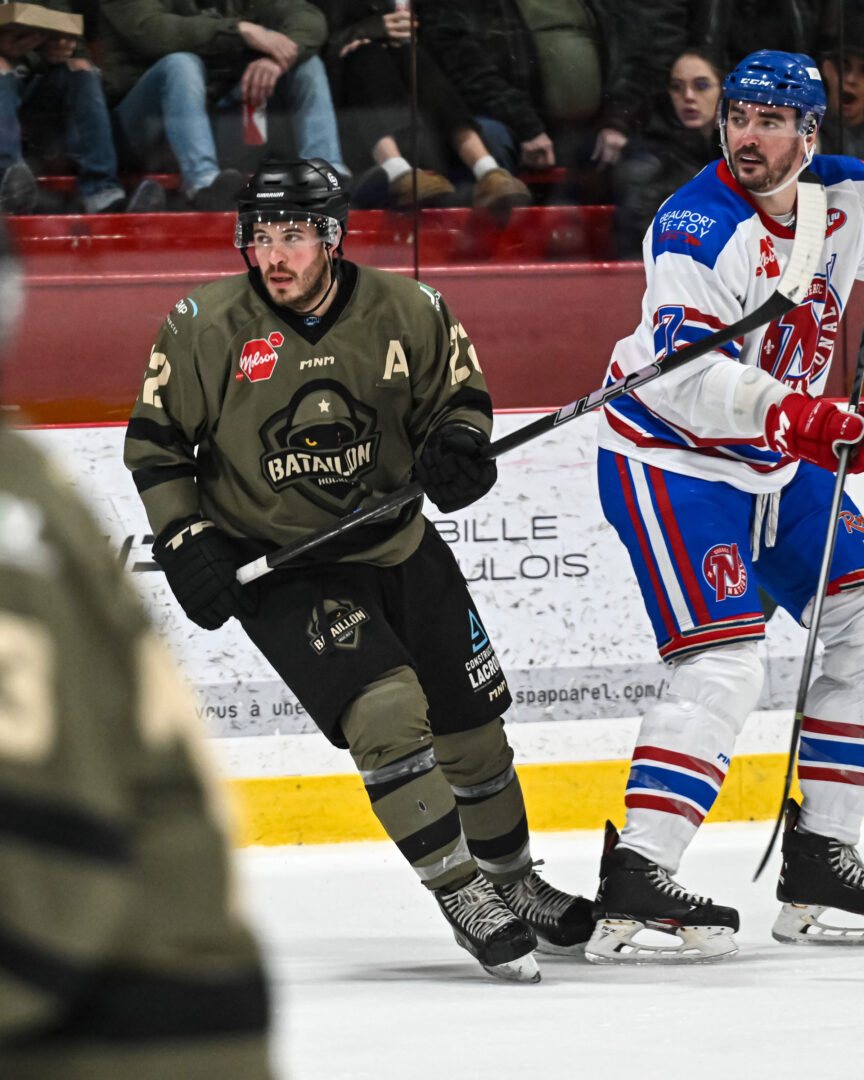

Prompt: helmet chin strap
[749,142,815,199]
[299,247,339,316]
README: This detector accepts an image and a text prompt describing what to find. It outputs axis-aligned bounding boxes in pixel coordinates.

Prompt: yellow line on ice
[227,753,801,847]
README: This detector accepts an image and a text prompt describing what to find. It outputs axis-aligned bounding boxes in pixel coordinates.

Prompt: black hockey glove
[414,424,497,513]
[153,517,257,631]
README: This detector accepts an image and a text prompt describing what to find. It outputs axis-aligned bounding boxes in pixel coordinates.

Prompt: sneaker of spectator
[189,169,246,211]
[472,167,530,216]
[387,169,455,209]
[0,161,37,214]
[83,178,168,214]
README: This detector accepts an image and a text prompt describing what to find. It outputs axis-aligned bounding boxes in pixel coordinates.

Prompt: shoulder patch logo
[174,296,198,317]
[417,282,441,310]
[237,331,285,382]
[826,208,847,237]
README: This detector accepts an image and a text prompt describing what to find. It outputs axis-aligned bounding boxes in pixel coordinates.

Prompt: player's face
[668,54,721,131]
[252,221,332,312]
[726,101,811,193]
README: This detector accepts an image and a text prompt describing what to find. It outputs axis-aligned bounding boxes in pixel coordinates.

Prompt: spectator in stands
[98,0,349,210]
[314,0,530,214]
[612,48,722,256]
[688,0,828,73]
[415,0,681,202]
[0,9,165,214]
[819,12,864,157]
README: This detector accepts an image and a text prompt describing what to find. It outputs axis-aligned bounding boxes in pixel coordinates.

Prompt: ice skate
[495,863,595,955]
[584,821,740,964]
[435,871,540,982]
[772,799,864,945]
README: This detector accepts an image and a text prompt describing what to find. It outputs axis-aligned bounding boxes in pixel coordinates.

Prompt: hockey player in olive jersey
[124,158,594,982]
[0,231,271,1076]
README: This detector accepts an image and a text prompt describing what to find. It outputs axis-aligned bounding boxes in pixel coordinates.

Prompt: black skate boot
[584,821,740,964]
[495,863,595,955]
[434,870,540,982]
[772,798,864,945]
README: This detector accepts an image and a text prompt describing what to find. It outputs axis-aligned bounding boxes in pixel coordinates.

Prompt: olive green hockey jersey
[124,261,494,564]
[0,427,271,1079]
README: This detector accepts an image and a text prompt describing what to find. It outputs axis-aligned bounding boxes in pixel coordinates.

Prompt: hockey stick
[753,321,864,881]
[237,173,827,586]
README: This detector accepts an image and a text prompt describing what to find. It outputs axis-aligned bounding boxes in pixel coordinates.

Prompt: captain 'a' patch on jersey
[258,378,380,513]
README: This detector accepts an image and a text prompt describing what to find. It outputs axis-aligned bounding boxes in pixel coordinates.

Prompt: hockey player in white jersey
[586,50,864,963]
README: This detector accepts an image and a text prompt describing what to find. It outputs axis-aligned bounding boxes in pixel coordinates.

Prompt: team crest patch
[307,599,369,654]
[703,543,747,601]
[258,379,380,512]
[237,331,285,382]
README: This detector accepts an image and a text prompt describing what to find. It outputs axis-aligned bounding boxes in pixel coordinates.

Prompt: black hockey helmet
[234,158,349,251]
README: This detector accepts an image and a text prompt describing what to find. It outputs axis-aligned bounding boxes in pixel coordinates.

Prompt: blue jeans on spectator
[0,66,125,210]
[114,52,347,197]
[475,116,519,175]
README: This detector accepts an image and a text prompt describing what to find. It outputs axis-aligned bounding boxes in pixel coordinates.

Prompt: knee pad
[817,589,864,686]
[340,665,431,774]
[662,641,764,737]
[434,718,513,788]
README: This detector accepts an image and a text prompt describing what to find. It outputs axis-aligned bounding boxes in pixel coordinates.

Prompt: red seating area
[3,196,859,426]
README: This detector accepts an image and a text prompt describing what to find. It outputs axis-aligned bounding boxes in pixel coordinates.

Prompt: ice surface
[238,823,862,1080]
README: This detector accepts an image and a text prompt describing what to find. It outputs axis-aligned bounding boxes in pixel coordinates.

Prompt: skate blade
[584,919,738,965]
[535,937,588,958]
[772,903,864,946]
[482,951,541,983]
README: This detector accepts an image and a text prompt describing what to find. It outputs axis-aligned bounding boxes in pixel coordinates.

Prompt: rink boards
[25,411,844,843]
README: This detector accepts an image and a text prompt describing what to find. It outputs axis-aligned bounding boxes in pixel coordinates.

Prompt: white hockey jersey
[597,155,864,493]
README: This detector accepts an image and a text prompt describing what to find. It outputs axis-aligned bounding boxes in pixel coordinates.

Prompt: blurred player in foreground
[0,225,272,1075]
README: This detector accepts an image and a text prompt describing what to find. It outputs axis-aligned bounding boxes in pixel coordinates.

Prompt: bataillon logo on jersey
[756,235,780,278]
[758,255,840,392]
[307,598,369,654]
[258,379,380,512]
[702,543,747,601]
[237,331,284,382]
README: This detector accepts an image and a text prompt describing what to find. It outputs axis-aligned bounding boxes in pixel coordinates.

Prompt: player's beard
[265,252,332,312]
[732,141,802,194]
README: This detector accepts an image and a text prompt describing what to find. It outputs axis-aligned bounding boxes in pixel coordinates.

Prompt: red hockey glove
[764,393,864,473]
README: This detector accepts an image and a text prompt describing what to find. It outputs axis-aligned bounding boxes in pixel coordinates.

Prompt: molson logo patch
[237,331,284,382]
[756,235,780,278]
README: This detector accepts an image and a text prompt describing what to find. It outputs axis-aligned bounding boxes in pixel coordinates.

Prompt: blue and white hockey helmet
[722,50,827,136]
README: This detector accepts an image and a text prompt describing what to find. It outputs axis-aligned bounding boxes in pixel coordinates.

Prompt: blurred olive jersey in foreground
[0,426,271,1080]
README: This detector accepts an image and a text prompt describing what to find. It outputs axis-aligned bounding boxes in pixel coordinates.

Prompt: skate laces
[828,841,864,889]
[439,874,516,940]
[647,866,711,907]
[501,870,574,927]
